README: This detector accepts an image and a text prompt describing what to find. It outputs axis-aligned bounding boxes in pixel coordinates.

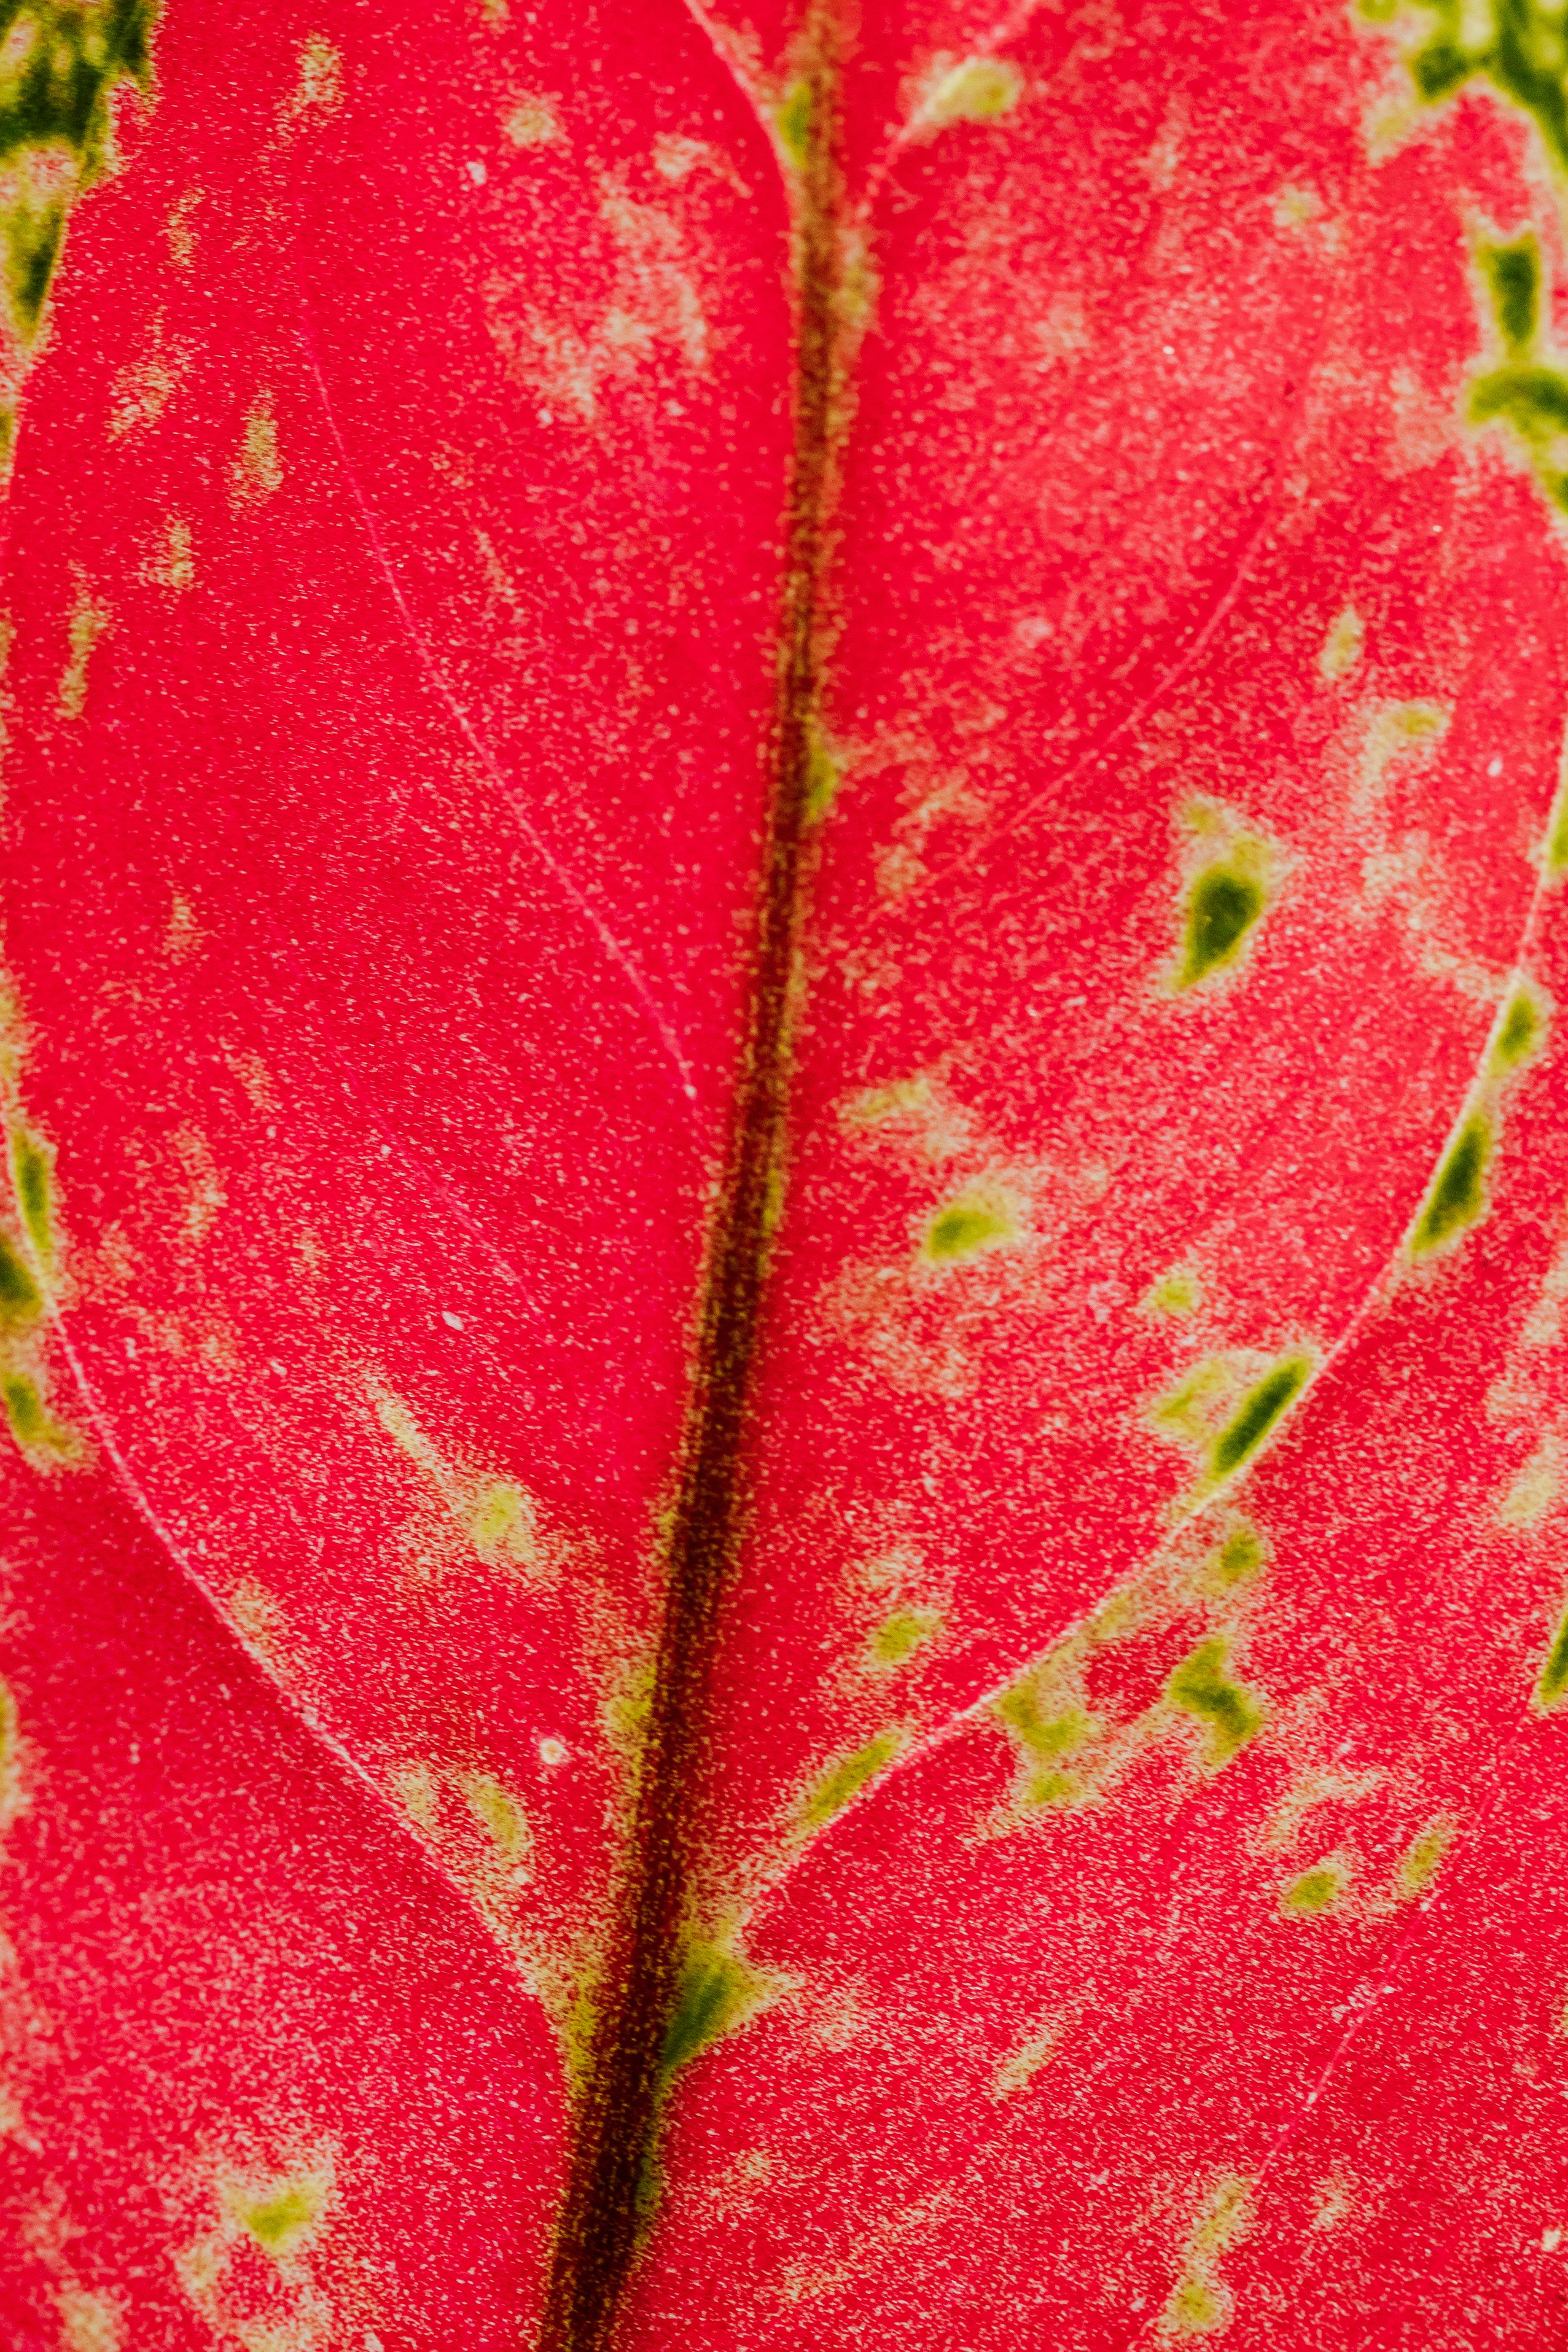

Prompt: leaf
[5,0,1568,2344]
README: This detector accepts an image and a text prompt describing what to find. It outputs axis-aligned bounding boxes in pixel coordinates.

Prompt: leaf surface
[5,0,1568,2344]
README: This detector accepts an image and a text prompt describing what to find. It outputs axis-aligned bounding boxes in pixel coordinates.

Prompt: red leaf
[4,0,1568,2344]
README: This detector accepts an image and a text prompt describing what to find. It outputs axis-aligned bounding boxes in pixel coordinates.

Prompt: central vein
[537,27,845,2352]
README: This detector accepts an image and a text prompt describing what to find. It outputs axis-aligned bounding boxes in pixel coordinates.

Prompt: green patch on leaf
[5,192,62,346]
[1203,1521,1266,1590]
[1481,233,1541,357]
[803,724,840,821]
[1141,1261,1202,1320]
[1167,1637,1263,1769]
[465,1477,535,1566]
[1547,748,1568,876]
[776,77,814,166]
[1395,1813,1456,1900]
[0,1232,40,1325]
[1469,362,1568,511]
[602,1648,656,1759]
[1412,1115,1490,1254]
[1318,603,1363,682]
[923,1189,1017,1262]
[799,1728,901,1831]
[460,1772,530,1866]
[1208,1354,1310,1482]
[1471,362,1568,432]
[1178,862,1267,988]
[1535,1598,1568,1711]
[1152,1350,1311,1483]
[557,1965,601,2102]
[995,1681,1097,1809]
[1,1368,69,1455]
[234,2173,326,2259]
[1163,2275,1227,2336]
[660,1938,769,2085]
[1491,983,1548,1074]
[921,55,1022,129]
[9,1122,53,1268]
[1279,1855,1348,1917]
[866,1605,939,1671]
[1161,2174,1252,2339]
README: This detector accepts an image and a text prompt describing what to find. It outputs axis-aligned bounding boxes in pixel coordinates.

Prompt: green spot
[1412,1116,1489,1254]
[1164,2275,1226,2335]
[1550,788,1568,875]
[1205,1522,1266,1589]
[867,1605,939,1670]
[12,1126,54,1268]
[923,1190,1016,1261]
[1536,1600,1568,1711]
[1209,1355,1310,1481]
[461,1772,529,1865]
[776,77,813,166]
[1395,1813,1456,1900]
[660,1940,766,2083]
[5,195,63,344]
[923,55,1023,127]
[1482,235,1540,356]
[1471,361,1568,431]
[465,1479,533,1566]
[1161,2174,1251,2334]
[1411,37,1471,102]
[1465,327,1568,511]
[1279,1858,1346,1917]
[1493,988,1544,1070]
[1167,1637,1263,1768]
[761,1152,787,1240]
[234,2174,325,2257]
[799,1728,900,1830]
[1318,604,1364,682]
[0,1369,65,1453]
[555,1966,601,2100]
[1178,862,1265,989]
[995,1681,1097,1808]
[804,727,840,821]
[1142,1263,1202,1320]
[0,1233,39,1325]
[603,1650,654,1755]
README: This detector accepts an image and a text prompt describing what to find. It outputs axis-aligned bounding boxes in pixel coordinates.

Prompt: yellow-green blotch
[1412,1116,1490,1255]
[1395,1814,1456,1900]
[1278,1855,1348,1917]
[867,1605,940,1670]
[799,1728,901,1830]
[1167,1638,1263,1768]
[923,1189,1017,1262]
[995,1678,1097,1809]
[660,1938,770,2086]
[922,55,1022,129]
[230,2173,326,2260]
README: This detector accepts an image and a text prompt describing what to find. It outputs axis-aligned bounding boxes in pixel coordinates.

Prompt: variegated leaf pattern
[3,0,1568,2346]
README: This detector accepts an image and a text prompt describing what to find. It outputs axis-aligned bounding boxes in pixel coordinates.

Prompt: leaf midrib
[537,23,842,2349]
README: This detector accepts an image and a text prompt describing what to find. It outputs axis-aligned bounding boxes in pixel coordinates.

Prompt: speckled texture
[4,0,1568,2344]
